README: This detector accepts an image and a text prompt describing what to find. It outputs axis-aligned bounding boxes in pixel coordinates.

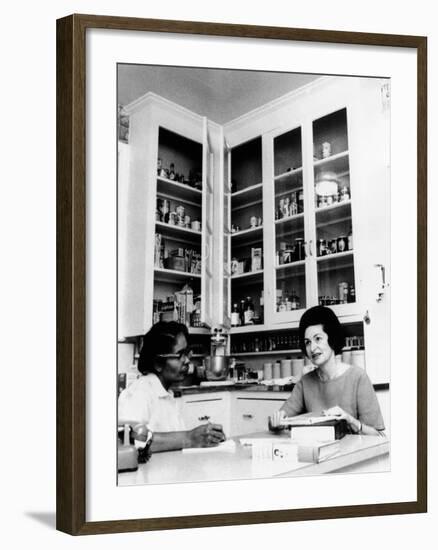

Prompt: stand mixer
[204,328,230,381]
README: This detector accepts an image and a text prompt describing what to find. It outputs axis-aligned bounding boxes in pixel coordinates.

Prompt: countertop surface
[118,432,390,486]
[172,381,389,397]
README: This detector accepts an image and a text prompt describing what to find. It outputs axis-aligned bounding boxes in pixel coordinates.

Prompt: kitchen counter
[173,381,389,397]
[118,433,389,486]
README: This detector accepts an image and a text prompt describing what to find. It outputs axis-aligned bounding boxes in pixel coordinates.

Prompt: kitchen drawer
[231,396,286,437]
[180,394,230,434]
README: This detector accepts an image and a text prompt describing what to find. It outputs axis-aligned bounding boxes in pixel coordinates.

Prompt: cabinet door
[180,395,230,435]
[231,395,287,437]
[201,117,214,327]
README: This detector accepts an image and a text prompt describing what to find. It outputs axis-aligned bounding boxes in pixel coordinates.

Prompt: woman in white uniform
[119,321,225,452]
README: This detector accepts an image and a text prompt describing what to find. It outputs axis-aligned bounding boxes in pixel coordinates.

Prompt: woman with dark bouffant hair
[119,321,225,452]
[270,306,385,436]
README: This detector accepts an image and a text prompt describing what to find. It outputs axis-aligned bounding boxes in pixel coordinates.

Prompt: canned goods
[337,235,347,253]
[338,282,349,304]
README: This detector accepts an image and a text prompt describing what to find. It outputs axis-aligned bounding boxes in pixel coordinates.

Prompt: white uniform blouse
[118,373,186,432]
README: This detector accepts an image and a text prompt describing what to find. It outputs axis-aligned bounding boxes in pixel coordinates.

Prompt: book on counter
[281,412,349,442]
[297,440,341,463]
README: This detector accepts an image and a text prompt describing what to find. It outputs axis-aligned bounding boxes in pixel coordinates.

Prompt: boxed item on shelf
[251,247,263,271]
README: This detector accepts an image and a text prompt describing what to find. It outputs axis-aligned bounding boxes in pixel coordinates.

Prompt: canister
[273,362,281,379]
[191,220,201,232]
[351,350,366,369]
[263,363,273,380]
[280,359,292,378]
[292,358,304,379]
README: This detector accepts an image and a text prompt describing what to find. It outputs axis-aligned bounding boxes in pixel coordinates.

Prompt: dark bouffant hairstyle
[137,321,189,375]
[298,305,344,356]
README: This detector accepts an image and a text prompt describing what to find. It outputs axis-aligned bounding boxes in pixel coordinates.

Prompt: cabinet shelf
[157,176,202,205]
[274,169,303,198]
[231,270,264,282]
[316,251,354,273]
[313,150,349,175]
[188,327,210,335]
[156,221,202,243]
[275,213,304,229]
[276,260,306,271]
[154,267,202,283]
[230,349,302,357]
[231,182,263,209]
[231,226,263,246]
[315,200,352,227]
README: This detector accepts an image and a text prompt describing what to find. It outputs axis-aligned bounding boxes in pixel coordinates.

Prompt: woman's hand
[268,410,286,432]
[323,406,361,432]
[187,422,226,448]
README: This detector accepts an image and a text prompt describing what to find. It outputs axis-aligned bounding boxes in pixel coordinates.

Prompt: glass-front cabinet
[272,126,307,320]
[228,137,265,331]
[264,103,359,325]
[312,108,356,313]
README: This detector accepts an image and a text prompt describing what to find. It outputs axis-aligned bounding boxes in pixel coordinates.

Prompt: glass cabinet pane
[230,137,264,327]
[153,127,205,328]
[273,127,306,313]
[312,108,356,306]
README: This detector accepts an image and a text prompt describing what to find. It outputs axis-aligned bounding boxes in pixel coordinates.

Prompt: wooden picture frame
[56,13,427,535]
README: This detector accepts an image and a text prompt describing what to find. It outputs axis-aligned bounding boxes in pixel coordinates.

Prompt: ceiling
[118,64,320,124]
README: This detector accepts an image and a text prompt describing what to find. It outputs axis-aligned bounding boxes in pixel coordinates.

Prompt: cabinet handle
[242,414,253,419]
[374,263,388,302]
[309,239,313,257]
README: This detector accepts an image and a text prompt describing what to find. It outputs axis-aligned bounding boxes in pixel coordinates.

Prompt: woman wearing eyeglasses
[118,321,226,453]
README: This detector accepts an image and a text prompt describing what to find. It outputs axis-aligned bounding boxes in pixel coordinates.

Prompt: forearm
[349,416,385,437]
[150,430,190,453]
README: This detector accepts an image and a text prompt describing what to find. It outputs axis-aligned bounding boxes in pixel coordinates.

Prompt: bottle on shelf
[290,289,300,310]
[169,163,176,181]
[243,296,255,325]
[231,302,241,327]
[239,299,246,326]
[260,291,264,324]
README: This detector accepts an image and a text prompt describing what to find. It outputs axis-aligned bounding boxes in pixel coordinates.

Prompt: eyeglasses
[157,347,193,360]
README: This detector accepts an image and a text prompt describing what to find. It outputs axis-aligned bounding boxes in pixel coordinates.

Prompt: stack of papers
[182,439,237,453]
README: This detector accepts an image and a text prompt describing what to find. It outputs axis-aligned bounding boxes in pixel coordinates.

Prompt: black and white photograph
[116,65,391,486]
